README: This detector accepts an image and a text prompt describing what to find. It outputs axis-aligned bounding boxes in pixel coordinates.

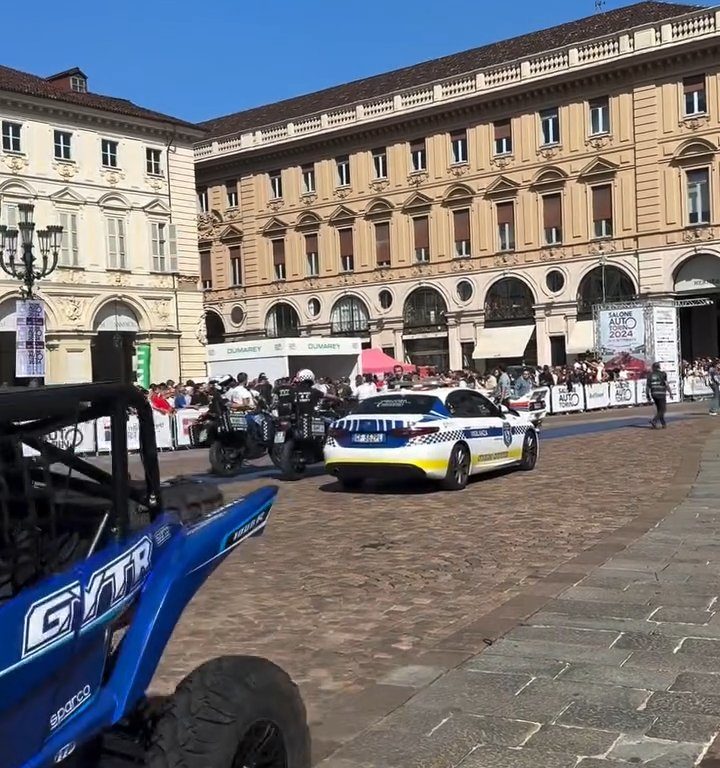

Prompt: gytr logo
[23,537,152,659]
[50,685,92,730]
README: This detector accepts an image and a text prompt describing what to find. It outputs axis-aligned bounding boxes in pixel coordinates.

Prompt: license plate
[311,418,326,436]
[274,432,285,444]
[229,414,247,430]
[352,433,385,444]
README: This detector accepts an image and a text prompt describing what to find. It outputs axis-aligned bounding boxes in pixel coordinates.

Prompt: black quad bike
[270,400,339,480]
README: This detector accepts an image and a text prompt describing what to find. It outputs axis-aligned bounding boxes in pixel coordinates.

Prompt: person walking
[646,362,672,429]
[708,359,720,416]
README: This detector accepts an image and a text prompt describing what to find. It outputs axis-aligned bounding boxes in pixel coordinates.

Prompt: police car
[324,388,538,491]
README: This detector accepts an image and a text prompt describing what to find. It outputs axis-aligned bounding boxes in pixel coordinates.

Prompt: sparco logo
[23,537,152,659]
[50,685,91,730]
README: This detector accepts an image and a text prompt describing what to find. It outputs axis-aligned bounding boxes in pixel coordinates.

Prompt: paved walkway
[319,425,720,767]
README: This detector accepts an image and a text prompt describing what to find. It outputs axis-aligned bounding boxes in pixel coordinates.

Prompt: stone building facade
[0,65,205,384]
[195,2,720,371]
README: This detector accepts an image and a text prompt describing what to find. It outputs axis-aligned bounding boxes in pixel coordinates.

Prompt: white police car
[324,388,538,491]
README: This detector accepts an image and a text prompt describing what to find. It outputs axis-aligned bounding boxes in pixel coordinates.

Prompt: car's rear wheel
[519,429,539,471]
[440,442,470,491]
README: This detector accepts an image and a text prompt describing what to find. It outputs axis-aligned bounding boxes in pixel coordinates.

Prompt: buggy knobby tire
[209,441,244,477]
[161,478,223,524]
[146,655,310,768]
[519,429,539,471]
[440,442,470,491]
[278,439,305,481]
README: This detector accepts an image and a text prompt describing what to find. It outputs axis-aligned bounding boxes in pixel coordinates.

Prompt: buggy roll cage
[0,383,162,540]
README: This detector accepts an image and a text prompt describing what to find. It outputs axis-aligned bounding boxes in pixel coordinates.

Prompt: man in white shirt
[355,375,378,401]
[227,373,255,410]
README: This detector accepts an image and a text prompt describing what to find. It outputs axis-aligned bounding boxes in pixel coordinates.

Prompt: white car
[324,388,538,491]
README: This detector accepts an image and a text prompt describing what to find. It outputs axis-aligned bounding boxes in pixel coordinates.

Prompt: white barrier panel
[174,409,207,447]
[584,383,611,410]
[154,412,173,450]
[22,421,97,457]
[96,415,140,452]
[635,379,650,406]
[609,380,636,407]
[550,386,585,413]
[684,377,714,399]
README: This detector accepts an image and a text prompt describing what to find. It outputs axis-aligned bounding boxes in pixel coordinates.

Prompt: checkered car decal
[512,424,531,435]
[408,428,465,445]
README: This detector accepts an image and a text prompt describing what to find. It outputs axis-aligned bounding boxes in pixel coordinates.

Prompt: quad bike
[270,400,339,481]
[0,383,310,768]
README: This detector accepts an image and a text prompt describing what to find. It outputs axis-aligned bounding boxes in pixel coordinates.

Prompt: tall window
[265,303,300,337]
[226,181,238,207]
[496,202,515,251]
[146,147,162,175]
[54,130,72,160]
[372,147,387,179]
[374,221,391,267]
[336,155,351,187]
[451,130,468,164]
[339,228,354,272]
[269,171,283,199]
[540,108,560,145]
[58,212,79,267]
[413,216,430,263]
[410,139,426,172]
[305,233,319,276]
[101,139,118,168]
[272,238,286,280]
[494,120,512,155]
[1,203,18,228]
[229,245,242,286]
[453,209,471,257]
[1,121,21,153]
[684,75,707,116]
[485,278,535,325]
[106,217,127,269]
[331,296,369,335]
[302,164,316,193]
[592,185,613,238]
[589,97,610,135]
[200,250,212,290]
[70,75,87,93]
[197,188,208,213]
[542,194,562,245]
[150,222,177,272]
[687,168,710,225]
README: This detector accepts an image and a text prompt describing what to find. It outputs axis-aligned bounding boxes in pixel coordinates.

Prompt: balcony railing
[195,7,720,161]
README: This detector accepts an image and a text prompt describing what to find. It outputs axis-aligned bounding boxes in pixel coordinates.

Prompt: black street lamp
[0,203,63,298]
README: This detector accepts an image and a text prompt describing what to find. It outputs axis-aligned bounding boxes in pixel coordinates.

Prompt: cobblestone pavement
[150,414,715,765]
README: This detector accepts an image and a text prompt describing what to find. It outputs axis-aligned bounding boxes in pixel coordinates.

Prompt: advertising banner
[135,344,151,390]
[22,421,97,457]
[153,412,173,449]
[96,415,141,452]
[584,383,611,410]
[609,380,636,407]
[550,385,585,413]
[174,408,207,447]
[650,305,681,404]
[596,307,649,380]
[635,378,651,406]
[15,300,46,378]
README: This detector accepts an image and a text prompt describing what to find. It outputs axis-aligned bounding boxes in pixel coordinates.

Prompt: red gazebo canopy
[361,348,415,375]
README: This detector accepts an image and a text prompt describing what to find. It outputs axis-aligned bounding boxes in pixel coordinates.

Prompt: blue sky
[8,0,637,123]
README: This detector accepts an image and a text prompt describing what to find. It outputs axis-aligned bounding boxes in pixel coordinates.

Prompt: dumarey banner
[15,300,45,378]
[596,307,649,379]
[650,304,681,404]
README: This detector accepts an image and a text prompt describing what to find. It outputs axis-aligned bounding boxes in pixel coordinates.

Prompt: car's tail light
[390,426,440,438]
[328,426,349,438]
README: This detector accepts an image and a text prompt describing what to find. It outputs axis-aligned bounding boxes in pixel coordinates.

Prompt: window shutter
[684,75,705,93]
[453,209,470,241]
[107,218,118,269]
[494,120,511,140]
[592,185,612,220]
[60,212,71,264]
[543,194,562,229]
[305,233,318,255]
[229,245,242,285]
[339,228,353,257]
[413,216,429,249]
[200,250,211,281]
[496,201,514,225]
[374,222,390,264]
[272,238,285,265]
[117,219,126,268]
[150,222,159,257]
[167,223,178,271]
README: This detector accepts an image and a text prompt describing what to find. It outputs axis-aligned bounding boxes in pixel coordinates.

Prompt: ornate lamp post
[0,203,63,298]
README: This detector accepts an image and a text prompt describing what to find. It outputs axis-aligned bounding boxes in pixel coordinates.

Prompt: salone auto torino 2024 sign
[596,307,650,379]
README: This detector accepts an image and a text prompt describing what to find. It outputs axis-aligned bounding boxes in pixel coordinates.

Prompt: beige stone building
[195,1,720,372]
[0,65,205,384]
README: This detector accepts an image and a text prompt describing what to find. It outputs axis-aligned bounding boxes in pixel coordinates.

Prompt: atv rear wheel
[209,441,244,477]
[278,439,305,481]
[146,655,310,768]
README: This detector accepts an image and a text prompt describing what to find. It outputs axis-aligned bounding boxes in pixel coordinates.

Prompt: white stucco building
[0,65,205,384]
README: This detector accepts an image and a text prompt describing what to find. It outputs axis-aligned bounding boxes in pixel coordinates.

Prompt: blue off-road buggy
[0,384,310,768]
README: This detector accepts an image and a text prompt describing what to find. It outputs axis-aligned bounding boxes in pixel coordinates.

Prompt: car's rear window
[354,395,438,414]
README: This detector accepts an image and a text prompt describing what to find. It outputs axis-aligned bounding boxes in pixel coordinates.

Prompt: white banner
[651,305,681,404]
[609,380,636,407]
[174,408,207,447]
[635,378,651,406]
[596,307,650,379]
[22,421,97,457]
[96,415,140,452]
[550,386,585,413]
[15,300,46,378]
[683,376,713,399]
[154,412,173,450]
[584,383,611,410]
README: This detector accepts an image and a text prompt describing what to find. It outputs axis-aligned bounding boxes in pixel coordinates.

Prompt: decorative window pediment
[578,157,619,179]
[531,167,568,188]
[0,179,36,198]
[218,224,243,242]
[262,216,289,235]
[442,183,474,207]
[673,138,716,164]
[365,198,394,219]
[484,176,520,197]
[98,192,130,210]
[402,192,433,211]
[49,186,86,205]
[296,212,322,230]
[328,205,356,224]
[142,198,171,215]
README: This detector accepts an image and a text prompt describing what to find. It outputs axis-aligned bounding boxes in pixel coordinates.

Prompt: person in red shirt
[149,384,173,414]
